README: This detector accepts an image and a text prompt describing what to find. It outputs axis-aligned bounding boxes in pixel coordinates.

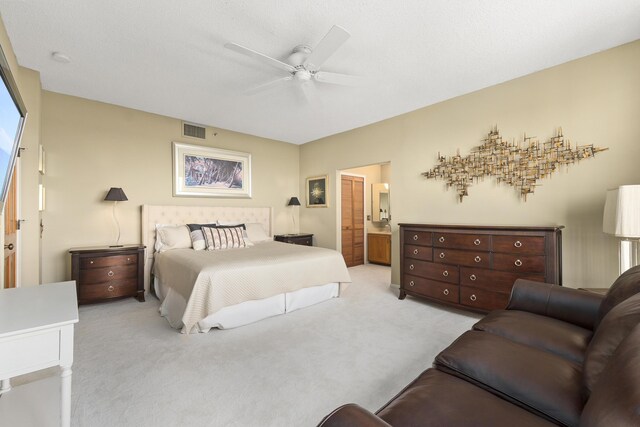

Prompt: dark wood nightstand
[274,233,313,246]
[69,245,145,304]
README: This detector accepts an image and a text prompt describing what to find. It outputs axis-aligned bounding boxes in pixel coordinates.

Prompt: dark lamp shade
[104,187,128,202]
[288,197,301,206]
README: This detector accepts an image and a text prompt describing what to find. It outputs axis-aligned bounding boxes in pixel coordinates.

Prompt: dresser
[368,232,391,265]
[399,224,563,312]
[274,233,313,246]
[70,245,145,304]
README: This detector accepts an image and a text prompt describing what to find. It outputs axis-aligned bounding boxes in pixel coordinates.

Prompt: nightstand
[274,233,313,246]
[69,245,145,304]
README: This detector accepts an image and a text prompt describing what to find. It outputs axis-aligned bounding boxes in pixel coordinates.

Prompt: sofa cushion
[376,368,557,427]
[434,331,583,427]
[583,292,640,396]
[580,324,640,427]
[596,264,640,328]
[473,310,592,364]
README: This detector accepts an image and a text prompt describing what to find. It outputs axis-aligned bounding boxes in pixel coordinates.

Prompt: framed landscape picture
[173,142,252,198]
[306,175,328,207]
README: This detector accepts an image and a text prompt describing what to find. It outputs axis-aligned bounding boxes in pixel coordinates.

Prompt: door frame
[336,171,367,263]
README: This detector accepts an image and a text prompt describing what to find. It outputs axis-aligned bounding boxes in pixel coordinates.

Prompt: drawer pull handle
[413,235,419,241]
[470,274,477,281]
[409,264,415,270]
[473,239,481,246]
[439,253,445,259]
[108,285,114,292]
[90,260,94,264]
[470,294,477,302]
[438,236,445,243]
[413,249,419,255]
[514,259,523,267]
[409,280,415,287]
[443,289,450,296]
[474,256,482,263]
[442,270,449,277]
[127,257,131,262]
[514,240,523,248]
[108,270,114,277]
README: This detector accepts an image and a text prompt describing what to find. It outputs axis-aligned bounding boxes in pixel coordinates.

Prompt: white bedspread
[153,241,351,333]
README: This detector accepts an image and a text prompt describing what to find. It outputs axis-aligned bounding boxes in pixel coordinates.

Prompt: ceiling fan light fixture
[294,69,312,82]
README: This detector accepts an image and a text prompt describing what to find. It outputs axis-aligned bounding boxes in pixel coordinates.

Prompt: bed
[141,205,351,333]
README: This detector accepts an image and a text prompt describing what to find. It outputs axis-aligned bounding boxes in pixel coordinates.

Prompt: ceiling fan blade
[304,25,350,71]
[225,42,296,73]
[244,76,293,95]
[314,71,361,86]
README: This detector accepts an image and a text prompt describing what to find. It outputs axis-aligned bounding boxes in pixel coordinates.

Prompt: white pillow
[155,225,192,252]
[245,223,270,242]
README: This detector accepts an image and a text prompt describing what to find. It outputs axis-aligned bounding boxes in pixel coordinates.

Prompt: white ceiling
[1,1,640,145]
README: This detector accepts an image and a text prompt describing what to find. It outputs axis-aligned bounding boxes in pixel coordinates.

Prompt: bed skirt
[155,278,339,333]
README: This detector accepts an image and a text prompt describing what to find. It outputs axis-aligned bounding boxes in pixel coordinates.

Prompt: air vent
[182,122,206,139]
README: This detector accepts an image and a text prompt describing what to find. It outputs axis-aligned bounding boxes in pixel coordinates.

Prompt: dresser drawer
[78,279,138,301]
[403,275,459,304]
[80,254,138,269]
[404,259,458,284]
[404,244,433,261]
[492,235,545,255]
[493,254,546,273]
[460,267,545,293]
[433,248,491,268]
[403,230,432,247]
[460,286,510,311]
[79,264,137,285]
[433,233,490,251]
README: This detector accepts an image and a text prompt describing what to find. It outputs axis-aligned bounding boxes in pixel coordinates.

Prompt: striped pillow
[201,226,248,250]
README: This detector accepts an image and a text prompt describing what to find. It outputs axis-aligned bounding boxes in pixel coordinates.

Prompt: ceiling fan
[225,25,359,100]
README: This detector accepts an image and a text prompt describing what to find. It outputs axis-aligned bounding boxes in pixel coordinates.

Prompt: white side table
[0,281,78,427]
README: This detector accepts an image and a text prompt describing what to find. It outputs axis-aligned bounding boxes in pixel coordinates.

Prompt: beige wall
[0,14,42,287]
[300,40,640,289]
[40,92,299,283]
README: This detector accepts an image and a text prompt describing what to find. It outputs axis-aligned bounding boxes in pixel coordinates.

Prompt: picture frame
[173,142,252,198]
[306,175,329,207]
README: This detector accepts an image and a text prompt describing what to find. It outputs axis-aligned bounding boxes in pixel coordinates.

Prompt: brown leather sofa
[318,265,640,427]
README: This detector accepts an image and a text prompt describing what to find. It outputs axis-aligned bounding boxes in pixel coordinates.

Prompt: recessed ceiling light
[51,52,71,63]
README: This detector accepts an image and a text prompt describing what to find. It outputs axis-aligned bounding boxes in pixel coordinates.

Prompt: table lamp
[288,196,301,235]
[104,187,128,247]
[603,185,640,274]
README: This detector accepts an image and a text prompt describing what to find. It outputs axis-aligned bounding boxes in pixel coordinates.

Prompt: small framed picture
[306,175,328,207]
[173,142,252,198]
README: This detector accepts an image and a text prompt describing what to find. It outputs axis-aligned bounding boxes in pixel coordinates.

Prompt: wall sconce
[104,187,128,247]
[287,196,301,234]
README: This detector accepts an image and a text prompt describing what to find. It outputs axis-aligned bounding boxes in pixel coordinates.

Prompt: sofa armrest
[507,279,604,330]
[317,404,391,427]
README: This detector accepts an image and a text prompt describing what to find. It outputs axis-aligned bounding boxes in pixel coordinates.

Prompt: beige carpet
[62,264,479,426]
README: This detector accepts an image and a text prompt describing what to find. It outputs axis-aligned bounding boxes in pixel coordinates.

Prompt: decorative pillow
[187,223,218,251]
[155,225,192,252]
[245,222,270,242]
[201,225,248,250]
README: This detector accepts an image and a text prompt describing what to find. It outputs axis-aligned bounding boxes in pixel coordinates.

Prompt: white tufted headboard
[141,204,273,293]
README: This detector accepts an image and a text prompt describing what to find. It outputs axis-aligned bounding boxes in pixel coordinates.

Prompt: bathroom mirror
[372,183,390,223]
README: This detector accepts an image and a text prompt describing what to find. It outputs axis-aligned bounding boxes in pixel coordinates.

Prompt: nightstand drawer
[80,254,138,269]
[78,279,138,301]
[79,264,137,285]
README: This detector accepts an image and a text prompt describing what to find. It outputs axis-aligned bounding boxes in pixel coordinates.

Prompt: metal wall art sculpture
[422,127,608,202]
